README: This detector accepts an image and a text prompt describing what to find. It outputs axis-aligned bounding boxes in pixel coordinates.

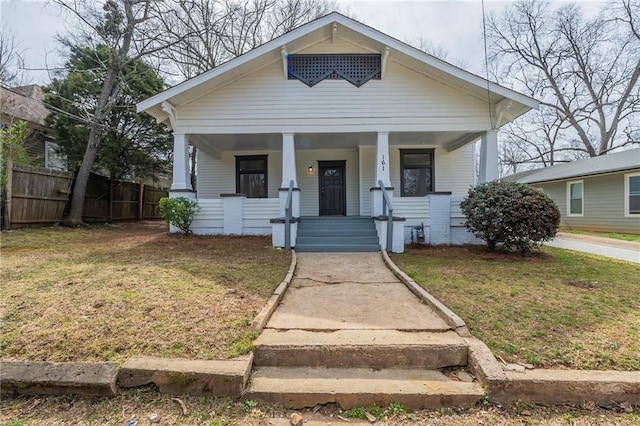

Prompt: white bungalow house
[137,12,538,252]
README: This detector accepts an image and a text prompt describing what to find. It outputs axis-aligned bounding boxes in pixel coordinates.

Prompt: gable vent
[287,54,381,88]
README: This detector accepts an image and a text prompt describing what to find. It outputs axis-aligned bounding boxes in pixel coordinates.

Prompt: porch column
[375,131,391,186]
[171,132,193,191]
[281,133,298,188]
[371,131,393,217]
[479,130,499,183]
[279,132,300,217]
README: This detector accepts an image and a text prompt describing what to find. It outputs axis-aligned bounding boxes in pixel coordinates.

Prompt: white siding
[178,60,492,134]
[296,148,360,216]
[197,150,282,198]
[395,197,430,227]
[243,198,279,228]
[298,40,373,54]
[450,196,466,227]
[191,199,223,229]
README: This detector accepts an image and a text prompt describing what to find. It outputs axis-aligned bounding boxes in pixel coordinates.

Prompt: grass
[560,228,640,242]
[391,245,640,371]
[0,222,290,363]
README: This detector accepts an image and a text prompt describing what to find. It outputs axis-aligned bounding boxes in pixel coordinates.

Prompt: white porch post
[170,132,193,191]
[479,130,499,183]
[278,132,300,217]
[375,131,391,186]
[281,133,298,188]
[371,131,393,216]
[275,132,299,248]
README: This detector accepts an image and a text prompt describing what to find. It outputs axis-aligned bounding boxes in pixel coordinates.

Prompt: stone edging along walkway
[1,249,639,408]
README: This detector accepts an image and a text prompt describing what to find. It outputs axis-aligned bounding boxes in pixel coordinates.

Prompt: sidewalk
[266,252,452,331]
[546,232,640,263]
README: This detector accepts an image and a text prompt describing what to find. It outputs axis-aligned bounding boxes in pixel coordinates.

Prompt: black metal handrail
[378,179,393,251]
[284,180,294,250]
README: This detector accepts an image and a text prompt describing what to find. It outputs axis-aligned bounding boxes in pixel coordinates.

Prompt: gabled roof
[504,148,640,184]
[138,12,538,124]
[0,85,49,126]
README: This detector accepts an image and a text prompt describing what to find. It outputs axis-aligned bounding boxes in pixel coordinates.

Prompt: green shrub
[159,196,200,236]
[460,181,560,253]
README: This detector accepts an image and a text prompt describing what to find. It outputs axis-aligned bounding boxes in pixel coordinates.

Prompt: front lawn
[0,222,290,363]
[391,245,640,371]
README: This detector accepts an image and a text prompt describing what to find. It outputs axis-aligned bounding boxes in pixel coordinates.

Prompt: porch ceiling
[189,131,482,154]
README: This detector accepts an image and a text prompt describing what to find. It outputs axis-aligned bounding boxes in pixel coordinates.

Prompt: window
[567,180,583,216]
[45,141,67,171]
[626,173,640,216]
[236,155,267,198]
[400,149,434,197]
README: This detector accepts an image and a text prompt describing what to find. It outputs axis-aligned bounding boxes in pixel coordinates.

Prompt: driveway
[546,232,640,263]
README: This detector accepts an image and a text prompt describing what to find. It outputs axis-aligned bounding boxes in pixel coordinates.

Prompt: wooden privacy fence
[2,164,168,229]
[3,164,74,227]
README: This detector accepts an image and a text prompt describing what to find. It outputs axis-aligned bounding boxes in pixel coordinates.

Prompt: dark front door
[319,161,346,216]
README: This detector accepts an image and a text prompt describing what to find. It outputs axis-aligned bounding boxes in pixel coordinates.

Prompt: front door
[318,161,346,216]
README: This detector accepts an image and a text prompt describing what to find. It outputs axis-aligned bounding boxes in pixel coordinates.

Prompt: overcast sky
[1,0,606,86]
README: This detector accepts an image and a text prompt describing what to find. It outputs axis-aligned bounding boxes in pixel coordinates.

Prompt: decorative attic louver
[287,54,381,87]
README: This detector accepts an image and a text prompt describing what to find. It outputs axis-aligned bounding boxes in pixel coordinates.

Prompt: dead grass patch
[391,245,640,371]
[0,222,290,363]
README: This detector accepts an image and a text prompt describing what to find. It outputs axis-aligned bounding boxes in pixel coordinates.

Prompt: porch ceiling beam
[381,47,390,78]
[190,135,222,159]
[445,132,484,152]
[281,47,288,79]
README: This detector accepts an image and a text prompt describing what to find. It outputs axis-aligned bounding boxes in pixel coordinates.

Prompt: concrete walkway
[546,233,640,263]
[266,252,451,332]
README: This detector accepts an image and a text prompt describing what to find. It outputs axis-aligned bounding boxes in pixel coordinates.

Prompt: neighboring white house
[505,149,640,235]
[137,12,538,252]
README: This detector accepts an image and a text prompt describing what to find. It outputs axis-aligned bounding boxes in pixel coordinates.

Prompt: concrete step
[297,229,377,237]
[298,223,376,231]
[295,243,381,252]
[254,330,467,369]
[247,367,484,410]
[296,236,380,245]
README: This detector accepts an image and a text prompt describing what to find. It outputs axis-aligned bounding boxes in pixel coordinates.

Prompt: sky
[1,0,606,86]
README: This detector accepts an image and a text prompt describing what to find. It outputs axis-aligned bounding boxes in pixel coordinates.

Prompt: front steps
[248,367,483,410]
[295,217,381,252]
[252,329,468,370]
[247,329,484,410]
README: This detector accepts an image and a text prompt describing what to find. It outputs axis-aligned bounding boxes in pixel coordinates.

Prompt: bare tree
[156,0,335,82]
[53,0,184,225]
[488,0,639,171]
[0,27,25,86]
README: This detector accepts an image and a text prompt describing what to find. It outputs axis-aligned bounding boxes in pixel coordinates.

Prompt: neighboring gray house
[0,85,66,170]
[505,149,640,234]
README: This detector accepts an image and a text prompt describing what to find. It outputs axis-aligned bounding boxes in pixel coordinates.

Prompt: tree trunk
[65,66,119,225]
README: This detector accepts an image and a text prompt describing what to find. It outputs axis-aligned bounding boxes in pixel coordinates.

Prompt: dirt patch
[1,393,638,425]
[405,243,555,262]
[566,280,597,290]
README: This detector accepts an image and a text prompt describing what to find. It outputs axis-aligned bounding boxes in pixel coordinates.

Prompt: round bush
[460,181,561,253]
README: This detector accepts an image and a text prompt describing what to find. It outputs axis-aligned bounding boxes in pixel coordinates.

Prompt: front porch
[169,131,494,252]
